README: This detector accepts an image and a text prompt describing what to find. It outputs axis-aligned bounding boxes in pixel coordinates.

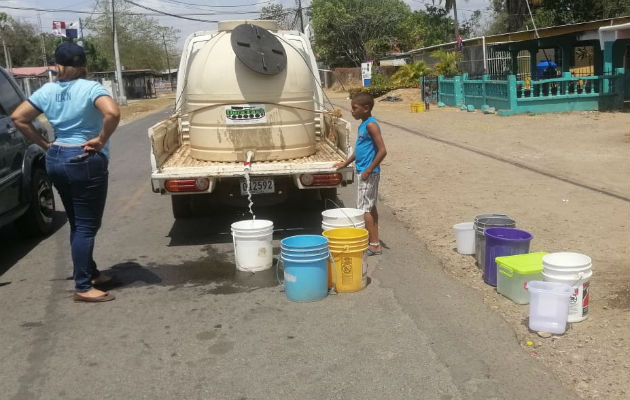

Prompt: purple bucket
[484,227,533,286]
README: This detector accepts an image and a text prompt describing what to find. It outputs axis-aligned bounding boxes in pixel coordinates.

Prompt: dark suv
[0,67,55,236]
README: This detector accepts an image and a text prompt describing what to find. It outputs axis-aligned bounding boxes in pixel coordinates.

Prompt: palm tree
[391,61,431,87]
[432,0,460,40]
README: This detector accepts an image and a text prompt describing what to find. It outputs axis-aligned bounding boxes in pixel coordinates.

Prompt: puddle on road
[106,250,280,295]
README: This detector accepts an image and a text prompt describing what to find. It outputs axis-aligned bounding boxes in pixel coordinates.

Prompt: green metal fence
[438,68,627,115]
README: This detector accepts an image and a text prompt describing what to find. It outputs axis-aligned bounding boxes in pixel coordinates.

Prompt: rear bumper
[151,167,354,195]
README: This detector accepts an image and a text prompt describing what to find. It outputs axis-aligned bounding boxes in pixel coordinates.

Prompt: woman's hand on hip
[83,136,105,152]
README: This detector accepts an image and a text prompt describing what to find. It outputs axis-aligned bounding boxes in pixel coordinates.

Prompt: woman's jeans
[46,144,108,292]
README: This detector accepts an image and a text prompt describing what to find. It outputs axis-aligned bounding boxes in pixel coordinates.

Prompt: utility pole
[112,0,127,105]
[161,31,174,92]
[2,38,10,70]
[37,13,53,82]
[452,0,459,43]
[78,18,84,46]
[0,17,10,70]
[297,0,304,33]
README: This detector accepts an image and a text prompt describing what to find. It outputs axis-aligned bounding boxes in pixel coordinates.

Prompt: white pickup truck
[148,21,354,218]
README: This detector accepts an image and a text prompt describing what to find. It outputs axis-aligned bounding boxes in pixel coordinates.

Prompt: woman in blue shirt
[11,42,120,302]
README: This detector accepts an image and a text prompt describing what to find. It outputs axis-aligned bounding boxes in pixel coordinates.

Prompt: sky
[2,0,491,51]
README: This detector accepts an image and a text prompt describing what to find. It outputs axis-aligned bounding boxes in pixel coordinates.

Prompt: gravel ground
[327,88,629,400]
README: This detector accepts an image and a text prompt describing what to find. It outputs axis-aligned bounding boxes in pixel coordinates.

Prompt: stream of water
[243,168,255,219]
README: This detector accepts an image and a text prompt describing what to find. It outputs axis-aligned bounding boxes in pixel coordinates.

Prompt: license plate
[240,178,275,195]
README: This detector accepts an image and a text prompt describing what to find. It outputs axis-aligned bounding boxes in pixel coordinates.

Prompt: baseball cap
[52,42,86,67]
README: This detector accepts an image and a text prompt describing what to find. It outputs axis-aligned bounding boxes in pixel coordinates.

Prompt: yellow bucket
[410,102,425,113]
[323,228,369,292]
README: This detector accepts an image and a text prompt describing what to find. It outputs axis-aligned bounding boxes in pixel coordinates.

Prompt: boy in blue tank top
[335,92,387,255]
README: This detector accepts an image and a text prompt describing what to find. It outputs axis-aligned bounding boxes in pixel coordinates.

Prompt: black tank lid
[230,23,287,75]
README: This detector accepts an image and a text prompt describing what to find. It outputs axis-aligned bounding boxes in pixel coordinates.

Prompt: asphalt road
[0,110,577,400]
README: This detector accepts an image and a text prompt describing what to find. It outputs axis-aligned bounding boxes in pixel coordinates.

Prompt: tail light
[165,178,209,193]
[300,173,342,187]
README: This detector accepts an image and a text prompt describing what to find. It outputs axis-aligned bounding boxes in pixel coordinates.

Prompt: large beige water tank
[184,21,317,162]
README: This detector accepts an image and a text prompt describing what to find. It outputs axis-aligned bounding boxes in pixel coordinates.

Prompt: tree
[84,0,180,71]
[431,50,460,76]
[487,0,630,33]
[311,0,411,67]
[260,3,296,30]
[0,13,59,68]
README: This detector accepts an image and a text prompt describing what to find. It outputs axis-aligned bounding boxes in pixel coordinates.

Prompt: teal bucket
[281,235,329,302]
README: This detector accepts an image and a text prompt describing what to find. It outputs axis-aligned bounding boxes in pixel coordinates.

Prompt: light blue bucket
[280,235,329,302]
[280,235,329,259]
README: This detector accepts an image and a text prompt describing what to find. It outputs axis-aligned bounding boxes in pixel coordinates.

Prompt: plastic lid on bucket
[496,252,546,275]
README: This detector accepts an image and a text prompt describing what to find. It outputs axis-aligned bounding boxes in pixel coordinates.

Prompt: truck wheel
[15,168,56,237]
[171,195,193,219]
[320,188,339,209]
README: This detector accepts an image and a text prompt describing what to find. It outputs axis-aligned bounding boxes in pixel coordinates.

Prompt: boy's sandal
[366,248,382,256]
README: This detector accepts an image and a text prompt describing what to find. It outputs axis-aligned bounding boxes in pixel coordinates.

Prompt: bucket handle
[275,257,284,285]
[328,251,339,295]
[567,271,585,287]
[324,198,362,229]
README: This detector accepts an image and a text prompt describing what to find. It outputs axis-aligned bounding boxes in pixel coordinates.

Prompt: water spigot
[244,151,255,171]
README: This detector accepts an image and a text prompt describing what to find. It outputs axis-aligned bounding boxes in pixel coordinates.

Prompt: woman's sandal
[73,291,115,303]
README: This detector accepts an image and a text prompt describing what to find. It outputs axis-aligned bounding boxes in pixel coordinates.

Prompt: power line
[122,0,263,22]
[0,5,108,15]
[0,4,260,18]
[156,0,273,9]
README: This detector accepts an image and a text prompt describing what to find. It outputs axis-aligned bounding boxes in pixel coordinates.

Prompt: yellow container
[410,102,425,113]
[323,228,369,292]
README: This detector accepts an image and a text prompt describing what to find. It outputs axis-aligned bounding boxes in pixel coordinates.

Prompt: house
[8,66,56,96]
[92,69,161,100]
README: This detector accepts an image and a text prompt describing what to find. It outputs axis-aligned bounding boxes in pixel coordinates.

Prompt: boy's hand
[360,170,371,180]
[333,161,346,170]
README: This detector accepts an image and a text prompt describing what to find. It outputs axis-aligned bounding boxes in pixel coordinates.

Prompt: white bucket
[453,222,475,255]
[231,220,274,272]
[322,208,364,226]
[542,252,592,323]
[528,280,572,334]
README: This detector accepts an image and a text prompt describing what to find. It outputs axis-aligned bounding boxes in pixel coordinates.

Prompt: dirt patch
[119,93,175,123]
[327,88,630,400]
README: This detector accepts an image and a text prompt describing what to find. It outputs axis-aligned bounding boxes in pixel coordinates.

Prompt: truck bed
[150,114,352,180]
[159,140,345,177]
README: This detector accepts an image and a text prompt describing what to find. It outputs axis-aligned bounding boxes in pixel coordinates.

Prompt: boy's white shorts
[356,173,380,212]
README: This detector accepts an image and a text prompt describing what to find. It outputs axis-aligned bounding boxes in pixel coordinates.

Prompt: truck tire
[171,195,193,219]
[320,188,339,209]
[15,168,56,237]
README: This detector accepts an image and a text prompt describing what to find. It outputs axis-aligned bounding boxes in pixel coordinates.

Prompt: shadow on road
[0,211,67,279]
